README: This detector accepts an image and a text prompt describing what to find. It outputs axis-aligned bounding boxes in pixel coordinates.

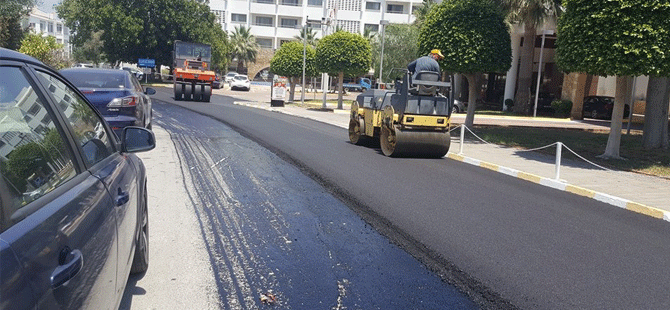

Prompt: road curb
[446,152,670,223]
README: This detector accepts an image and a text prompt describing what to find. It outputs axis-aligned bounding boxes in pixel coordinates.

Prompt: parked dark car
[60,68,154,137]
[0,48,155,309]
[582,95,630,119]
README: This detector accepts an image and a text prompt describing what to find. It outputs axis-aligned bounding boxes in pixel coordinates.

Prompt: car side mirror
[145,87,156,95]
[122,127,156,153]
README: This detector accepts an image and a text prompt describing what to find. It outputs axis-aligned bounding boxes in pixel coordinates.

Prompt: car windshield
[61,71,130,89]
[234,76,247,81]
[227,73,237,77]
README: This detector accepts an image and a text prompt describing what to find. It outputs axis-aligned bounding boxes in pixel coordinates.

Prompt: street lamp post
[378,20,389,89]
[301,17,308,105]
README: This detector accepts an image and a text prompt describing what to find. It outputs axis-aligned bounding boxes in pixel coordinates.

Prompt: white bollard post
[459,124,465,155]
[555,142,562,180]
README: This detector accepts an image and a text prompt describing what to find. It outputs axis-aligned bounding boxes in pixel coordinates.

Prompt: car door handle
[50,249,83,288]
[116,188,130,206]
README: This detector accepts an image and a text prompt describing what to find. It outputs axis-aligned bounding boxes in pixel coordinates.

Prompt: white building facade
[21,8,71,59]
[208,0,421,50]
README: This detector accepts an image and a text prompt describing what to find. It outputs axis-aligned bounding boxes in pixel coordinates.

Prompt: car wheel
[130,183,149,274]
[452,106,459,114]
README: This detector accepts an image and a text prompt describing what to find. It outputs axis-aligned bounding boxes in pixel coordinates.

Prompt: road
[125,87,670,309]
[120,96,475,309]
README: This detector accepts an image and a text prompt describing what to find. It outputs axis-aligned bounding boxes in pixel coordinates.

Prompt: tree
[371,23,420,83]
[270,41,317,102]
[19,33,69,69]
[506,0,563,115]
[72,30,106,65]
[0,0,35,50]
[556,0,670,157]
[230,25,259,74]
[419,0,511,128]
[294,26,319,46]
[316,31,372,109]
[643,77,669,149]
[57,0,229,69]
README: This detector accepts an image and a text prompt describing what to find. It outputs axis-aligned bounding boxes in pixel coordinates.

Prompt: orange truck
[173,40,215,102]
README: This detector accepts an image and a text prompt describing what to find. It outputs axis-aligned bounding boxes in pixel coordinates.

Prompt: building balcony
[250,2,276,15]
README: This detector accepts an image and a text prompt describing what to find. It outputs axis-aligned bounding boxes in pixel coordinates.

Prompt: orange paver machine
[173,40,215,102]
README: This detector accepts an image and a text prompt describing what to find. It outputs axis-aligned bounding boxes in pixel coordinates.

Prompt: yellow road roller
[348,71,453,158]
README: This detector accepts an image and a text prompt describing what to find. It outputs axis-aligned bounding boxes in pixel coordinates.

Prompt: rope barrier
[457,124,612,180]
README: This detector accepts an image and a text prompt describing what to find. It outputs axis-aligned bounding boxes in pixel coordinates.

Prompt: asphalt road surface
[129,87,670,309]
[120,97,475,309]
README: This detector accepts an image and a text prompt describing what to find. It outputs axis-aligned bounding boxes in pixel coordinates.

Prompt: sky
[37,0,61,14]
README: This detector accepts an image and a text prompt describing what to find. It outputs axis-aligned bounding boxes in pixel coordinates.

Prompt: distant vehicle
[172,41,216,102]
[74,63,94,68]
[60,68,155,137]
[122,66,144,80]
[0,47,155,310]
[453,99,467,113]
[230,74,251,91]
[343,78,372,92]
[224,71,238,83]
[582,95,630,119]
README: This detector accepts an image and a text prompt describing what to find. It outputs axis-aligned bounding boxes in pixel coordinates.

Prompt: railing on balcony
[280,0,301,6]
[253,0,275,4]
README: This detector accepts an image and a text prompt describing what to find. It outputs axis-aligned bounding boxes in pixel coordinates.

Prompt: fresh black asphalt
[157,89,670,309]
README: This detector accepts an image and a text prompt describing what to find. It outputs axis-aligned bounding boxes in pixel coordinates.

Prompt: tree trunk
[643,76,670,149]
[601,76,632,159]
[561,72,588,120]
[463,73,483,128]
[237,60,244,74]
[337,72,344,109]
[288,77,296,103]
[513,25,536,115]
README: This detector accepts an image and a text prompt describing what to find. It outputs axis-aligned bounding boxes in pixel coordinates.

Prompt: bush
[551,99,572,117]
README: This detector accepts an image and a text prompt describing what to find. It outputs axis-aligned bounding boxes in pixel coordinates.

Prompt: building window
[280,18,298,28]
[308,0,322,6]
[28,103,41,116]
[48,22,54,33]
[280,0,300,6]
[254,0,275,3]
[40,21,46,33]
[280,39,292,46]
[387,4,403,13]
[364,24,379,32]
[365,2,380,11]
[254,16,273,27]
[57,24,62,34]
[231,13,247,23]
[256,38,273,48]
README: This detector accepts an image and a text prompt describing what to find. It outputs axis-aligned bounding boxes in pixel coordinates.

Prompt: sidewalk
[230,93,670,223]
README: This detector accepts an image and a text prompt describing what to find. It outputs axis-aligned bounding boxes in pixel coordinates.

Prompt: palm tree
[230,25,259,74]
[412,0,437,27]
[293,26,319,46]
[362,27,377,44]
[505,0,563,114]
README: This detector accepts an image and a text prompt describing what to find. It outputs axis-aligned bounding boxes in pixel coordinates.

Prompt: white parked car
[224,71,238,83]
[230,74,251,91]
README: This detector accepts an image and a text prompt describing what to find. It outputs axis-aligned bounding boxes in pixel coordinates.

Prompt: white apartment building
[208,0,421,50]
[21,8,71,59]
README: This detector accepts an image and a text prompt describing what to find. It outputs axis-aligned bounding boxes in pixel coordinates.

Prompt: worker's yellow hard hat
[431,49,444,58]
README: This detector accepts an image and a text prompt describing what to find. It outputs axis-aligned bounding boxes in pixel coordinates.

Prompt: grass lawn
[470,126,670,178]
